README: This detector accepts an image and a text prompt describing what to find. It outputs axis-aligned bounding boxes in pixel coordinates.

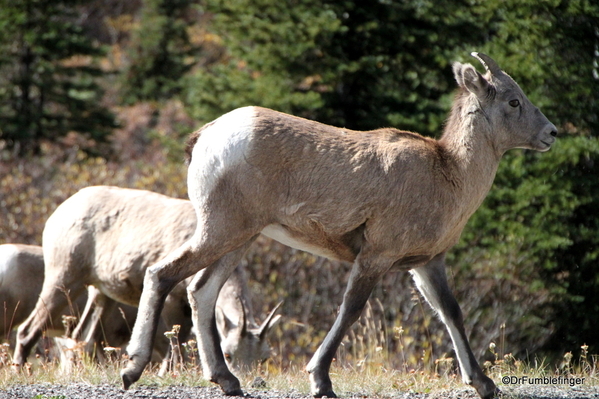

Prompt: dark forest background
[1,0,598,371]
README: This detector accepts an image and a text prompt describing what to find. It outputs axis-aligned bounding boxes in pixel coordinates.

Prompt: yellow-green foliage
[1,146,187,245]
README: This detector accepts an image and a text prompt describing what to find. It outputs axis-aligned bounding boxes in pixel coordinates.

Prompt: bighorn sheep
[120,53,557,399]
[216,264,282,371]
[13,186,281,369]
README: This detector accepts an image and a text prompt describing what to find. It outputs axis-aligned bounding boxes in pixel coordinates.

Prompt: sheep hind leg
[13,280,85,367]
[120,240,200,389]
[120,229,257,389]
[71,286,115,359]
[187,238,256,396]
[70,285,101,342]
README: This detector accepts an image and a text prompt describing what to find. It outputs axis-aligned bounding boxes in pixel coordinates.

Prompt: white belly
[261,224,340,260]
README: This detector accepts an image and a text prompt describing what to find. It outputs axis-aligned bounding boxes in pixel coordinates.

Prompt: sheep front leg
[410,253,499,399]
[306,255,387,398]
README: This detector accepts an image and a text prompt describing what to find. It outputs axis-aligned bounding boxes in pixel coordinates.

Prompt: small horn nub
[471,52,502,75]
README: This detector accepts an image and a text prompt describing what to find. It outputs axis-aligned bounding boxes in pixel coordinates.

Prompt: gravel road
[1,384,598,399]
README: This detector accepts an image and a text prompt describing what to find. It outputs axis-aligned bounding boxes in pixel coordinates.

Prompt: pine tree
[121,0,199,103]
[0,0,116,155]
[183,0,340,124]
[485,0,599,356]
[183,0,488,134]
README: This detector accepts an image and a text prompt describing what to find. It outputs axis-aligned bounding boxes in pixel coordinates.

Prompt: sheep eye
[509,99,520,107]
[224,353,232,360]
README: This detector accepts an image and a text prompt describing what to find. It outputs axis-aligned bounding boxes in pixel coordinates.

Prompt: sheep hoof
[313,391,337,398]
[120,366,142,390]
[224,388,245,396]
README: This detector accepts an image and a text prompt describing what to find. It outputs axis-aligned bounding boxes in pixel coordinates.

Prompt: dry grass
[0,320,597,397]
[0,266,595,396]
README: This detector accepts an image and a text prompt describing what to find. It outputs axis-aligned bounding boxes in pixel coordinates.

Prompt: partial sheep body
[0,244,46,339]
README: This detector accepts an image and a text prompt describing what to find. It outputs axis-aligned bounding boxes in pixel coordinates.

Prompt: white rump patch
[188,107,256,203]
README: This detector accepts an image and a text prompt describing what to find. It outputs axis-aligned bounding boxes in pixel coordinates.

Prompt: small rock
[251,376,268,389]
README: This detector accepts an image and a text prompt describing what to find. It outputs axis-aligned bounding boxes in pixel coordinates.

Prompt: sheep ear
[215,306,232,339]
[459,63,490,99]
[453,62,465,87]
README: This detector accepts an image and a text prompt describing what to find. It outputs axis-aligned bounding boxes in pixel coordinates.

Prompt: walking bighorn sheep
[120,53,557,399]
[12,186,281,369]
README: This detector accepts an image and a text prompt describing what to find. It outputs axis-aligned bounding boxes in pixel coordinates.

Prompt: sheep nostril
[550,130,558,137]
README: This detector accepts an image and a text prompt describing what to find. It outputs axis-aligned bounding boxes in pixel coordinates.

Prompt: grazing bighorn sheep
[13,186,280,369]
[121,53,557,399]
[216,264,282,371]
[0,244,141,359]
